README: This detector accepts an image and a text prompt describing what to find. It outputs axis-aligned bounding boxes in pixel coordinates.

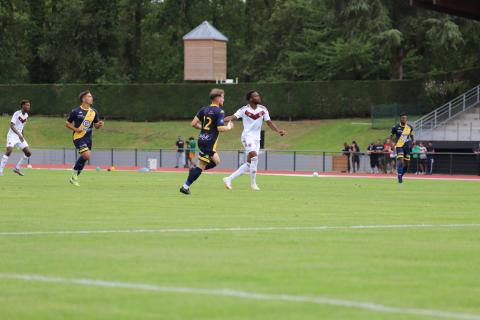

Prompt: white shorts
[242,138,260,154]
[6,134,29,150]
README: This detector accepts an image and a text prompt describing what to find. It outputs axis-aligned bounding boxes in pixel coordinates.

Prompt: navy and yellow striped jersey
[391,123,414,147]
[67,106,99,141]
[196,105,226,143]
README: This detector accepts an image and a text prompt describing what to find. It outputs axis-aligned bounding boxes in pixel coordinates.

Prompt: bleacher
[414,85,480,147]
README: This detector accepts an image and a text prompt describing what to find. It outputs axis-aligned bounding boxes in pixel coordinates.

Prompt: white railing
[414,84,480,138]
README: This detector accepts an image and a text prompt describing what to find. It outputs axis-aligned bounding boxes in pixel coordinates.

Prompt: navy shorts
[396,146,411,161]
[74,136,92,154]
[197,139,217,164]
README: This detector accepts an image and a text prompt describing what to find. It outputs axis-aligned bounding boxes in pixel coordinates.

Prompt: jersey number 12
[203,116,213,131]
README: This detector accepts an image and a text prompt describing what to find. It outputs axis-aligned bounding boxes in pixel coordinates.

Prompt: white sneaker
[223,177,232,190]
[251,184,260,191]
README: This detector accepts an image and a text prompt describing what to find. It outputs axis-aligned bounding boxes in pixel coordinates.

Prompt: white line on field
[0,273,479,320]
[1,224,480,237]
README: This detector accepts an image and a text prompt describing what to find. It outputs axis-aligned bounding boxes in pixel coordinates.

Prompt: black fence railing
[7,146,480,176]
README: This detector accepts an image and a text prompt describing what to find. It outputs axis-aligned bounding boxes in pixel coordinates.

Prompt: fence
[6,147,480,176]
[370,103,423,129]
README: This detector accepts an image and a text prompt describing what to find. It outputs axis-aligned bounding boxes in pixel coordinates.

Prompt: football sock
[184,167,203,188]
[397,160,403,177]
[250,156,258,186]
[402,162,409,175]
[229,162,250,180]
[205,161,217,170]
[16,154,29,170]
[0,155,8,172]
[73,157,87,175]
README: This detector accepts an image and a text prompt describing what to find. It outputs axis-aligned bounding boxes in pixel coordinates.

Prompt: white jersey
[234,104,271,141]
[8,110,28,137]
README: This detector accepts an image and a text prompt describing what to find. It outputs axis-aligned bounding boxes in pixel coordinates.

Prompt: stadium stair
[414,84,480,141]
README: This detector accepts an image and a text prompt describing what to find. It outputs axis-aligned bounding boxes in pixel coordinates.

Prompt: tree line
[0,0,479,84]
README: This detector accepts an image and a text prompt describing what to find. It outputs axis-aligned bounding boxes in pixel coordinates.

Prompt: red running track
[6,163,480,181]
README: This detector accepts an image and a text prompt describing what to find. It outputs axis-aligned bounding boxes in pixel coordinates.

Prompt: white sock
[229,162,250,181]
[16,155,29,170]
[0,155,9,172]
[250,156,258,186]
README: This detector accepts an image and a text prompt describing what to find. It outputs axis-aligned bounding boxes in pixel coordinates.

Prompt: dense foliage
[0,0,479,84]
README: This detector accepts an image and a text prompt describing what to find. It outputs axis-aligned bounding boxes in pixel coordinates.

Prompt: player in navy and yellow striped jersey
[391,113,414,184]
[66,91,104,186]
[180,88,233,195]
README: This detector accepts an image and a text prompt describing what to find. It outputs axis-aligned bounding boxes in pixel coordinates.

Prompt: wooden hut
[183,21,228,81]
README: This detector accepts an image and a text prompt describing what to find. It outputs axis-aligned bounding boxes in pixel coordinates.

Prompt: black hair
[400,113,407,117]
[246,90,257,101]
[20,99,30,107]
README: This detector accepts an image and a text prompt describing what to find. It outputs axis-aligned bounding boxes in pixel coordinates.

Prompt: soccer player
[180,88,233,195]
[223,91,286,191]
[0,100,32,177]
[391,113,414,183]
[66,91,104,186]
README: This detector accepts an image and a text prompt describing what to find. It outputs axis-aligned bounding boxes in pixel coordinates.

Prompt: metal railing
[414,84,480,139]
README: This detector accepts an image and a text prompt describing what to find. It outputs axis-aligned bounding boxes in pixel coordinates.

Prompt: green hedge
[0,81,426,121]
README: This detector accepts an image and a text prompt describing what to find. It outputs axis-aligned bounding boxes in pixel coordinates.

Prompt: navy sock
[397,160,403,176]
[185,167,202,187]
[402,163,409,175]
[74,157,87,175]
[205,161,217,171]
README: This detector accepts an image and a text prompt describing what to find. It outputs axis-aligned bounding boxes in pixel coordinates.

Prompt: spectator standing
[383,138,393,173]
[367,142,378,173]
[186,137,196,168]
[351,141,360,173]
[418,142,427,174]
[342,142,351,173]
[389,140,397,174]
[373,140,384,173]
[412,142,420,174]
[426,142,435,174]
[175,136,185,168]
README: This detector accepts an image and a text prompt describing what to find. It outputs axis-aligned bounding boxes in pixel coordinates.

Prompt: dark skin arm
[224,115,237,122]
[224,115,285,136]
[10,123,24,142]
[266,120,286,136]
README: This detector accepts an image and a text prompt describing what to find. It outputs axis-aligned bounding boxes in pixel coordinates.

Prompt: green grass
[0,170,479,320]
[0,116,388,151]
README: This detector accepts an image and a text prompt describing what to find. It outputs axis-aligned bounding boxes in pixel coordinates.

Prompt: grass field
[0,116,386,151]
[1,170,479,320]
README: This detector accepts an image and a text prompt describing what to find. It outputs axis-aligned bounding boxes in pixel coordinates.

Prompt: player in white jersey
[0,99,32,177]
[223,91,286,190]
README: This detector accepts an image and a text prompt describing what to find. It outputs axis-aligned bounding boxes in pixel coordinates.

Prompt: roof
[183,21,228,41]
[409,0,480,21]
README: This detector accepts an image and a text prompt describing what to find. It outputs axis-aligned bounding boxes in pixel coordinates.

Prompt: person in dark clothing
[373,140,384,173]
[426,141,435,175]
[351,141,360,173]
[175,136,185,168]
[367,142,378,173]
[342,142,351,173]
